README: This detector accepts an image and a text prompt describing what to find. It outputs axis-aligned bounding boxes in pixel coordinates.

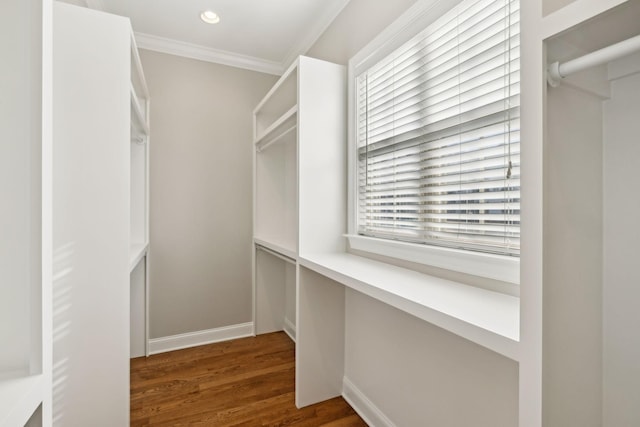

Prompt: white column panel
[295,266,345,408]
[53,4,130,426]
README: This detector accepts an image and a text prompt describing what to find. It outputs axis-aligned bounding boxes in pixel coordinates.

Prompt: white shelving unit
[0,0,52,425]
[252,55,347,358]
[129,32,150,359]
[520,1,640,425]
[51,3,150,424]
[542,2,640,425]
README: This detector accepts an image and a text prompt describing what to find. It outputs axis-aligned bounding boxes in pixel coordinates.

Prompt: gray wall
[305,1,519,425]
[140,50,277,338]
[603,62,640,427]
[543,83,603,427]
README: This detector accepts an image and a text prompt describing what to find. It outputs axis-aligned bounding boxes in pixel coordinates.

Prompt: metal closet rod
[547,33,640,86]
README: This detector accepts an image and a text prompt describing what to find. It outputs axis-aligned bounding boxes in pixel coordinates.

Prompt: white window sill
[346,234,520,285]
[298,252,520,361]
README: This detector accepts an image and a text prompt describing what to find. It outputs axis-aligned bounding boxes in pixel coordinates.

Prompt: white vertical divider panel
[295,266,345,408]
[129,33,150,358]
[295,57,347,407]
[53,3,130,426]
[297,56,347,256]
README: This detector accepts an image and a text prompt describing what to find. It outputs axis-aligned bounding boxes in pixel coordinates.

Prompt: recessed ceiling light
[200,10,220,24]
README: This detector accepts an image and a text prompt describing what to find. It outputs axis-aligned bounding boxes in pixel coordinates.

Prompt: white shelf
[129,242,148,272]
[0,375,43,427]
[254,237,297,260]
[299,252,520,361]
[254,105,297,146]
[130,85,149,136]
[254,60,298,138]
[130,32,149,100]
[541,0,627,39]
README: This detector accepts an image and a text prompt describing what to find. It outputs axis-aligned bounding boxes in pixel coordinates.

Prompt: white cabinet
[52,3,149,424]
[520,1,640,425]
[0,0,52,424]
[253,55,346,337]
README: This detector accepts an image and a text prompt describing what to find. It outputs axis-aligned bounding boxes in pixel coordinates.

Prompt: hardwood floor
[130,332,367,426]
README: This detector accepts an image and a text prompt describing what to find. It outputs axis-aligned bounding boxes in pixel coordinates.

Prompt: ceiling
[93,0,351,74]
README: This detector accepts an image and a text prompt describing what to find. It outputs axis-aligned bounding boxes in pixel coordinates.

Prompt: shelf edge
[254,105,297,145]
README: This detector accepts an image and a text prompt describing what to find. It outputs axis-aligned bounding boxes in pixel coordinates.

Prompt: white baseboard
[342,377,396,427]
[283,317,296,342]
[148,322,254,355]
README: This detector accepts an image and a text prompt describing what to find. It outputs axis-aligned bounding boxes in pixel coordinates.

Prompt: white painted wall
[345,291,518,426]
[603,59,640,427]
[53,4,130,425]
[139,50,277,338]
[543,83,604,427]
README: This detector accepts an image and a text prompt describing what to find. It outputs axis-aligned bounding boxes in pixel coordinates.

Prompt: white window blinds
[356,0,520,257]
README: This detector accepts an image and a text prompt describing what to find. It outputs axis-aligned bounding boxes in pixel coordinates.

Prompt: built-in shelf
[299,252,520,361]
[0,376,43,427]
[253,56,349,408]
[130,85,149,136]
[254,237,297,261]
[254,105,297,147]
[254,61,298,138]
[130,32,149,100]
[129,242,148,272]
[541,0,627,40]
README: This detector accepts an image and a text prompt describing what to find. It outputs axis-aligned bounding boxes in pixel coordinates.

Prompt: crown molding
[281,0,352,69]
[134,32,284,76]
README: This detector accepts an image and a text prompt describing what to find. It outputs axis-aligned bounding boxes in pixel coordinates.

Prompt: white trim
[347,235,520,285]
[283,317,296,342]
[348,0,461,76]
[281,0,352,69]
[134,32,284,76]
[342,377,396,427]
[148,322,254,355]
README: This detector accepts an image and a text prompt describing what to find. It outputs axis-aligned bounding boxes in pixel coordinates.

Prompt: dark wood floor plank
[130,332,367,426]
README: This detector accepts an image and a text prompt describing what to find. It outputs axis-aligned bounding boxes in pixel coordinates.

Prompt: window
[352,0,520,262]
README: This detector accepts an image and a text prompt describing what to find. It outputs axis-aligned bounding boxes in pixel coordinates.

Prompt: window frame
[346,0,520,284]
